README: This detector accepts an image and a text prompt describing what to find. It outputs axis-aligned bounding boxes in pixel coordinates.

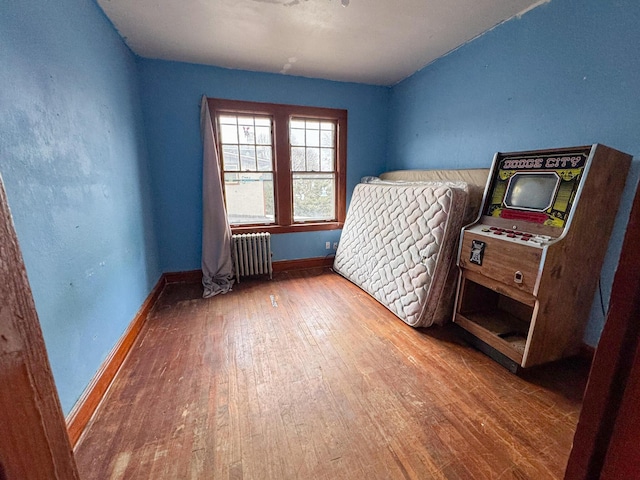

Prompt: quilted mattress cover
[333,181,469,327]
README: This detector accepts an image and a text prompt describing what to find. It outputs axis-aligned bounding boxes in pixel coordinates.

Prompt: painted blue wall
[0,0,160,414]
[387,0,640,346]
[137,59,389,271]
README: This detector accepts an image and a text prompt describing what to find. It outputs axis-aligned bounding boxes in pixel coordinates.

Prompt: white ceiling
[98,0,549,86]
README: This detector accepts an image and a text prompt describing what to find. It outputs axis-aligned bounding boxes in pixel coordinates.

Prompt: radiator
[231,233,273,283]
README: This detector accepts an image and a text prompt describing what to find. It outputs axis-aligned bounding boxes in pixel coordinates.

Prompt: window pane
[291,147,306,171]
[320,148,334,172]
[320,129,334,147]
[218,113,274,175]
[255,126,272,145]
[224,172,274,225]
[305,120,320,130]
[306,147,320,171]
[256,146,272,172]
[290,119,305,129]
[220,124,238,144]
[237,116,254,126]
[293,173,335,222]
[290,128,305,146]
[219,115,237,125]
[239,125,255,144]
[240,146,256,171]
[222,145,240,171]
[305,127,320,147]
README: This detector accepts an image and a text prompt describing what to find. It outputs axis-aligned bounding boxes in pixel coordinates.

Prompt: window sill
[231,222,344,235]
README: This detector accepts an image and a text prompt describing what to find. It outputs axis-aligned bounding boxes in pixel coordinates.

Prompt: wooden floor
[74,268,589,479]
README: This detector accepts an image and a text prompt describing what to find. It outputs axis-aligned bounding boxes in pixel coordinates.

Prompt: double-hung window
[209,98,347,233]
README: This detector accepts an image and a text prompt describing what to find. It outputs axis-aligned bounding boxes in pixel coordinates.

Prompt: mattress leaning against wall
[333,180,470,328]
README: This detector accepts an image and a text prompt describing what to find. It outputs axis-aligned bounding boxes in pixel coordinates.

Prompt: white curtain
[200,96,234,298]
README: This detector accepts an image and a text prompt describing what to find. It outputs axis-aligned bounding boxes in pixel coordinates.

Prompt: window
[218,113,275,225]
[209,98,347,234]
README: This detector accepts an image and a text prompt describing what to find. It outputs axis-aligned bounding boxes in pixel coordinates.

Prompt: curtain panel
[200,96,234,298]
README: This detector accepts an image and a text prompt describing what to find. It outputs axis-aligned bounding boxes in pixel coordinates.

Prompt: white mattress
[333,181,468,327]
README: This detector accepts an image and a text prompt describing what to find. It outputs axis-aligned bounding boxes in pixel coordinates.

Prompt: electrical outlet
[333,242,338,250]
[325,241,331,249]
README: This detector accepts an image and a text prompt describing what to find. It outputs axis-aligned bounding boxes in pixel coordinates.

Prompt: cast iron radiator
[231,232,273,283]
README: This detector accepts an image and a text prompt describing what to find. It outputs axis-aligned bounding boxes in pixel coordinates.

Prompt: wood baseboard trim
[164,269,202,284]
[66,274,167,447]
[161,258,336,285]
[273,256,335,273]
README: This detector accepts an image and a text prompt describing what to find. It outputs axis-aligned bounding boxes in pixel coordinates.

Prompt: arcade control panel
[465,224,553,247]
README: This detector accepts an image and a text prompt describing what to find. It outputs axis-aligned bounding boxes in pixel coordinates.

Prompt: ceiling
[97,0,549,86]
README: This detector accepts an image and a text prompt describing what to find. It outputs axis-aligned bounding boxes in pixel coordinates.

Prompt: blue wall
[0,0,160,414]
[137,59,389,271]
[388,0,640,346]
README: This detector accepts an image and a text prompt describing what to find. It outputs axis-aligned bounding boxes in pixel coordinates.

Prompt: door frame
[0,175,79,479]
[565,177,640,479]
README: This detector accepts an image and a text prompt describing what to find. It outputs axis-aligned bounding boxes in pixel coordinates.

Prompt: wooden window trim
[208,98,347,234]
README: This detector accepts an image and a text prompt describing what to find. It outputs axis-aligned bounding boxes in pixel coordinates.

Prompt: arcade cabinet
[453,144,632,371]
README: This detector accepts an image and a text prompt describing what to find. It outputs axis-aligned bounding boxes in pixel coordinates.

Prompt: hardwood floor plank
[75,269,587,479]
